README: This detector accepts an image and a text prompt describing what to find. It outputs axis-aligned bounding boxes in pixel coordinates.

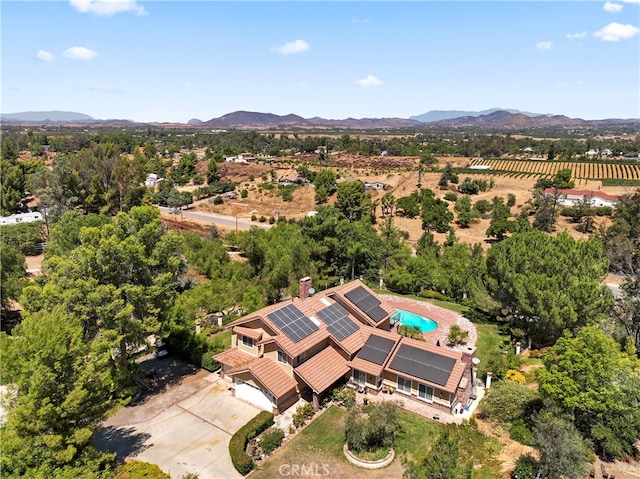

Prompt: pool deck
[380,294,477,353]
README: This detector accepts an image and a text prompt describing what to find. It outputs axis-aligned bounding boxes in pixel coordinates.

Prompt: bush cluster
[260,428,285,455]
[292,403,315,428]
[229,411,275,475]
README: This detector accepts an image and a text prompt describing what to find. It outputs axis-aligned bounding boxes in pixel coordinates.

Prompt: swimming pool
[393,308,438,333]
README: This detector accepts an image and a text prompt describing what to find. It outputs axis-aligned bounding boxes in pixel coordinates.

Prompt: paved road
[159,206,272,231]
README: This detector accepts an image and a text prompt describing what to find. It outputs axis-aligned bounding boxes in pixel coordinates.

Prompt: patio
[354,386,485,425]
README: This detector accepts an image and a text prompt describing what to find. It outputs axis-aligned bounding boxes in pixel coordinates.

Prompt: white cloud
[64,46,98,60]
[621,0,639,3]
[566,31,587,40]
[536,41,553,50]
[593,22,640,41]
[37,50,55,61]
[603,2,624,12]
[351,18,370,24]
[274,40,310,55]
[69,0,146,16]
[355,74,382,87]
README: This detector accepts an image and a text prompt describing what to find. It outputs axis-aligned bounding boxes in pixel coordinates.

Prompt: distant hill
[203,111,308,128]
[2,111,95,122]
[410,108,545,123]
[202,111,423,129]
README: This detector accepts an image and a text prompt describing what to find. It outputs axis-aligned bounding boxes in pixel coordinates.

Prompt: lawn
[249,405,502,479]
[475,323,509,363]
[373,289,470,314]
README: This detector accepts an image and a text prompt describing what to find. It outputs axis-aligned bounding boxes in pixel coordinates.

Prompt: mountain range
[2,109,639,129]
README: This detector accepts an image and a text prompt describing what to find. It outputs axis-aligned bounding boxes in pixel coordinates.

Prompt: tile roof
[227,357,297,399]
[295,346,350,394]
[232,326,263,341]
[212,348,254,369]
[385,337,465,394]
[225,280,393,358]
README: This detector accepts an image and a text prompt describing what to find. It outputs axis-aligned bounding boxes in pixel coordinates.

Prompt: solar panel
[267,304,319,343]
[344,286,388,323]
[357,335,396,365]
[389,344,456,386]
[316,303,360,340]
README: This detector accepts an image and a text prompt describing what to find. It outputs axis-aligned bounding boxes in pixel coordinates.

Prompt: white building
[0,212,44,226]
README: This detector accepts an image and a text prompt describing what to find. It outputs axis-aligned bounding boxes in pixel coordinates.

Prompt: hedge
[229,411,275,475]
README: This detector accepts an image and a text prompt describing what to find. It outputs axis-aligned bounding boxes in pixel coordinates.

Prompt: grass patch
[252,405,503,479]
[394,408,442,462]
[475,323,509,366]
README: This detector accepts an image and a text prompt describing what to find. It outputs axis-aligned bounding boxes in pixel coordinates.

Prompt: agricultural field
[468,158,640,184]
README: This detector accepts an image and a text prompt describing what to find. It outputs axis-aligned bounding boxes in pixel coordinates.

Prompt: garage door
[235,380,274,411]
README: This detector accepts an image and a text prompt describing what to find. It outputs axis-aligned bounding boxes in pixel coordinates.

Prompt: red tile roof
[227,357,297,400]
[295,346,350,394]
[232,326,263,341]
[212,348,254,369]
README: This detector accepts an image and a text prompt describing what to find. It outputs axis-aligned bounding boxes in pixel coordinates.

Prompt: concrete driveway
[95,358,260,479]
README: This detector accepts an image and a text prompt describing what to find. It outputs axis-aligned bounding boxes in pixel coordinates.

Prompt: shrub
[511,453,538,479]
[447,325,469,345]
[505,369,526,384]
[213,195,223,205]
[480,381,540,424]
[444,191,458,202]
[251,214,257,221]
[331,387,356,408]
[292,403,315,428]
[345,401,401,454]
[229,411,274,475]
[241,189,248,199]
[528,349,543,359]
[116,460,171,478]
[200,352,220,372]
[260,428,285,455]
[510,419,534,446]
[259,216,267,223]
[268,216,275,224]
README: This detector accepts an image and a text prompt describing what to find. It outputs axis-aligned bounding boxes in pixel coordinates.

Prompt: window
[397,376,411,394]
[418,384,434,402]
[294,351,307,366]
[242,335,254,348]
[353,369,366,386]
[277,350,287,364]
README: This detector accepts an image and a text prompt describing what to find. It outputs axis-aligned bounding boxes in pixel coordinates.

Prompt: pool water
[393,308,438,333]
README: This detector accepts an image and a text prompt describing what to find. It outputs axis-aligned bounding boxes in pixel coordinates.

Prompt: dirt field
[196,155,635,250]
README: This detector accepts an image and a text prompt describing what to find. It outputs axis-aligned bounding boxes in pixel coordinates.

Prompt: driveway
[94,356,260,479]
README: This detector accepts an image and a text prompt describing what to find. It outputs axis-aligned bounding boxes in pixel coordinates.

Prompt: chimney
[299,277,312,300]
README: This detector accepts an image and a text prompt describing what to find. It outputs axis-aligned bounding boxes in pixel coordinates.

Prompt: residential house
[213,278,473,417]
[544,188,620,208]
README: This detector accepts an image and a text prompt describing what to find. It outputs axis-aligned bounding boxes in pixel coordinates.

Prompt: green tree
[485,231,613,345]
[313,169,337,204]
[0,242,27,315]
[0,307,115,476]
[206,158,220,184]
[532,412,591,479]
[420,190,453,233]
[20,206,186,386]
[454,195,476,228]
[396,193,421,218]
[380,192,396,216]
[536,326,640,459]
[335,180,371,221]
[345,401,401,454]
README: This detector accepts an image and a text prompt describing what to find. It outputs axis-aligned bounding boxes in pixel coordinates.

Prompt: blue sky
[2,1,639,122]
